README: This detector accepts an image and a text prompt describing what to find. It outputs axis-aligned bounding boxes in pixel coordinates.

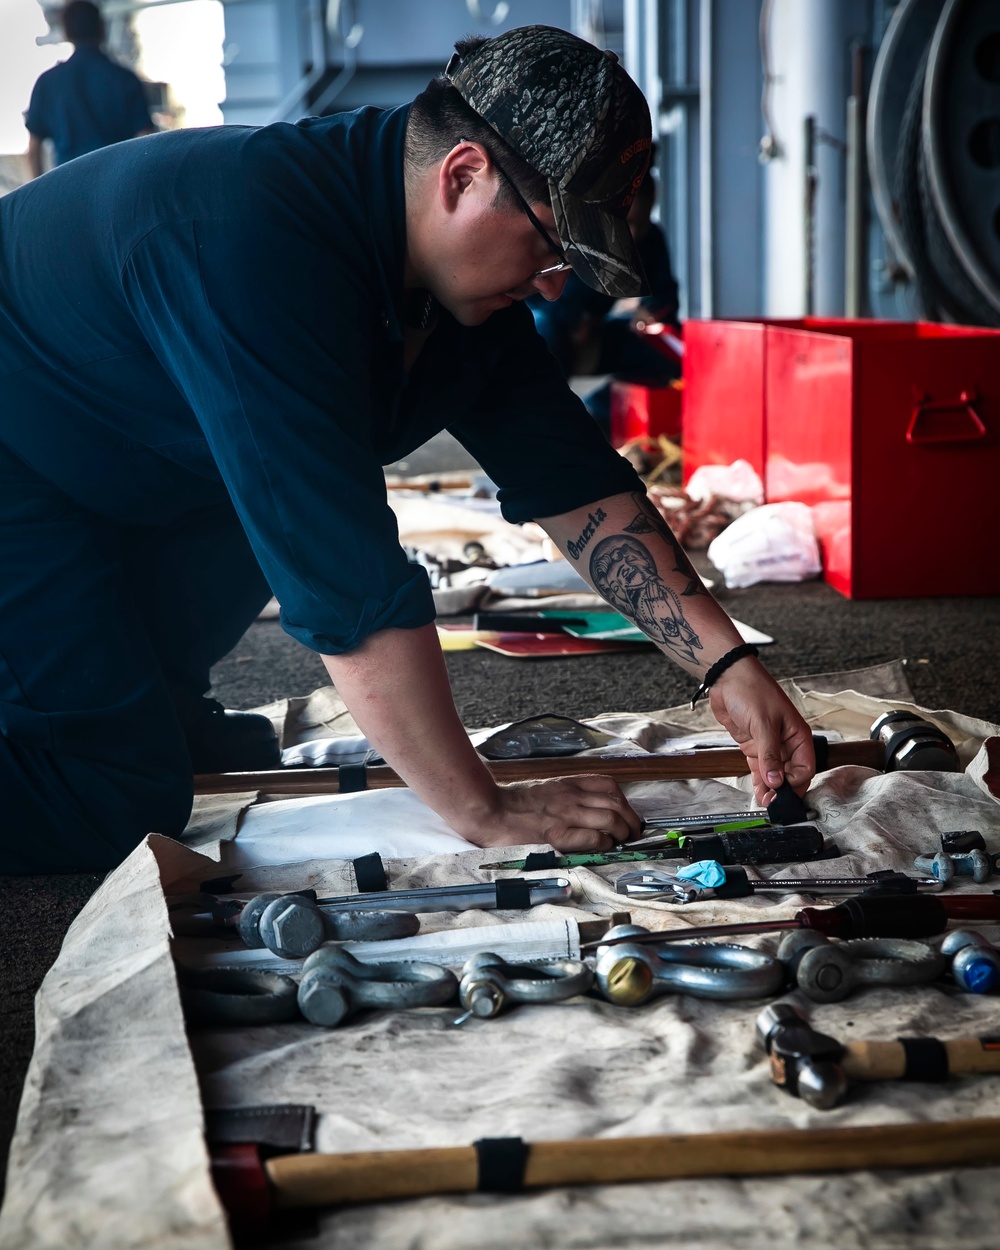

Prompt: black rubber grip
[708,824,824,865]
[802,894,950,939]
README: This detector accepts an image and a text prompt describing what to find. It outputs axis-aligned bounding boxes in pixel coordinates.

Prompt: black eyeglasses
[461,140,572,278]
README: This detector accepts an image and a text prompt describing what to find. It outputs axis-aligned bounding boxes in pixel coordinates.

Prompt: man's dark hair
[406,36,549,211]
[62,0,104,45]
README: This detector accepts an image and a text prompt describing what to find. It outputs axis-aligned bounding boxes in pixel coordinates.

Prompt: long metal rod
[313,878,571,912]
[747,876,938,894]
[582,917,801,950]
[193,739,885,796]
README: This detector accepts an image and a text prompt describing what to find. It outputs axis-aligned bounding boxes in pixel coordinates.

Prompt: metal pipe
[803,114,817,315]
[699,0,714,319]
[844,43,865,318]
[266,0,328,125]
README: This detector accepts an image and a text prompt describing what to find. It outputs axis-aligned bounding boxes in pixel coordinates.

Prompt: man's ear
[438,141,490,213]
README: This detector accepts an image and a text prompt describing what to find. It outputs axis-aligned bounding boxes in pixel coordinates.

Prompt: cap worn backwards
[445,24,652,297]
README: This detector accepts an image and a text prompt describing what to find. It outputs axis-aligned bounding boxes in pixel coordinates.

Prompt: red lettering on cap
[620,136,652,165]
[621,171,645,208]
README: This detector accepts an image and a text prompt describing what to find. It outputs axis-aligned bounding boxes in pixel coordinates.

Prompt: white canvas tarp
[3,665,1000,1250]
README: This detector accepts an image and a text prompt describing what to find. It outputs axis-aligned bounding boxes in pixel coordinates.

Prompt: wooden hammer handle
[195,740,885,796]
[845,1039,1000,1082]
[265,1118,1000,1208]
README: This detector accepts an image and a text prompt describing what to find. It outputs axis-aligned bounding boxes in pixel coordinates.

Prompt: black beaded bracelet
[690,643,760,710]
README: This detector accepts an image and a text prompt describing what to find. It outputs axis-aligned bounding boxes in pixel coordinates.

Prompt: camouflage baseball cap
[444,25,652,298]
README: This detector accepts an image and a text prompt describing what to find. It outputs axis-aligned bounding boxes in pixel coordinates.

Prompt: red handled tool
[581,893,1000,951]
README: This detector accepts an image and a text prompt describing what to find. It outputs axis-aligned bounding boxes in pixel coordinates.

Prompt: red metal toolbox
[682,320,769,483]
[764,321,1000,598]
[681,317,835,484]
[682,318,999,598]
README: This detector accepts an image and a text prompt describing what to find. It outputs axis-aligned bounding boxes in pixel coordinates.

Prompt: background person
[529,156,680,431]
[24,0,154,178]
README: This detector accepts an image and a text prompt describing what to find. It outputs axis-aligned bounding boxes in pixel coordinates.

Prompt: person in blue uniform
[25,1,154,178]
[530,155,680,431]
[0,25,814,874]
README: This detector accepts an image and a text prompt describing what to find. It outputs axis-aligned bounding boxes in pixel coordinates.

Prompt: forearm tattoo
[586,493,704,663]
[623,491,708,599]
[566,507,607,561]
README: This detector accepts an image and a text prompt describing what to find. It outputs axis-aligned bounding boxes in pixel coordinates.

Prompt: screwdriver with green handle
[480,823,825,871]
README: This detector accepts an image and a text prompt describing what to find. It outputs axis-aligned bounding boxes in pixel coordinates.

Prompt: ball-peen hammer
[757,1002,1000,1109]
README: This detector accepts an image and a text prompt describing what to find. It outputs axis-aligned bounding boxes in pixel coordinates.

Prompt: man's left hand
[708,658,815,807]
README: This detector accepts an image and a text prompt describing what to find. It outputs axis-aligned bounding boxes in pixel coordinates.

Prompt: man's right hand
[462,774,643,851]
[322,624,642,854]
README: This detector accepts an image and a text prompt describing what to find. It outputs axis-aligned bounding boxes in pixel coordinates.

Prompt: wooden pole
[265,1117,1000,1208]
[194,740,885,796]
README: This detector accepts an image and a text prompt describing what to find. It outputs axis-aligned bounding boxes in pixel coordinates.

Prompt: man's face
[431,172,571,327]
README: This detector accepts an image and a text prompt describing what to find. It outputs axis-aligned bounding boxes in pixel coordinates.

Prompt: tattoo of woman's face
[590,532,702,661]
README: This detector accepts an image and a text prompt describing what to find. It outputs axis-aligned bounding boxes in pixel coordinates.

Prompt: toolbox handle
[906,391,987,446]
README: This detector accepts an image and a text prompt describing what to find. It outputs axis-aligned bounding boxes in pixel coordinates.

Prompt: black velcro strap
[353,852,388,893]
[199,874,243,894]
[495,878,532,909]
[524,851,558,871]
[812,734,829,773]
[338,763,368,793]
[473,1137,529,1192]
[898,1037,949,1081]
[767,780,809,826]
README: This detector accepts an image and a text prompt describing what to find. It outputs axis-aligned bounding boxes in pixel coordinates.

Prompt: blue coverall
[0,105,641,873]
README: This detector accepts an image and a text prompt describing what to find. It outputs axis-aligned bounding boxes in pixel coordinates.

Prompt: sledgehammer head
[869,712,960,773]
[756,1002,848,1110]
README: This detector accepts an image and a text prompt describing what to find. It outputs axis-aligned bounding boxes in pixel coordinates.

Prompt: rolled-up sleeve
[447,307,643,522]
[123,215,434,653]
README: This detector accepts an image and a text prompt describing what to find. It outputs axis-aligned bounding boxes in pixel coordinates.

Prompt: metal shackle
[913,850,996,885]
[238,892,419,959]
[297,946,458,1028]
[778,930,946,1003]
[457,951,594,1020]
[940,929,1000,994]
[595,941,785,1006]
[177,967,301,1027]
